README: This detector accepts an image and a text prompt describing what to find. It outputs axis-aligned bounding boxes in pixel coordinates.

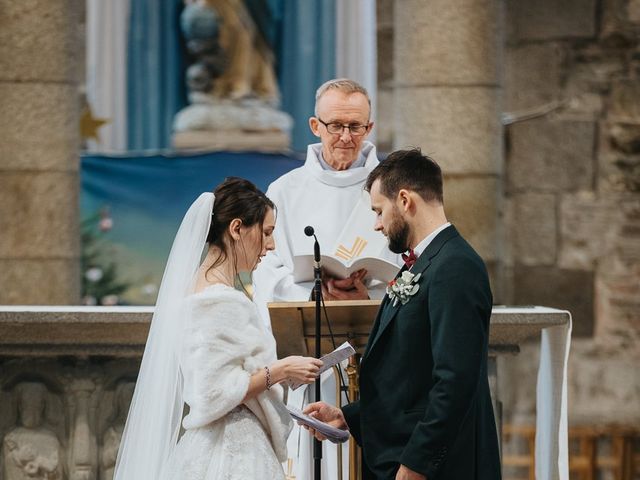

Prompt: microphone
[304,226,321,269]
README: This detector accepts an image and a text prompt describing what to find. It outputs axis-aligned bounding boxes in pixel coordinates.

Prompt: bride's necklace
[204,266,235,287]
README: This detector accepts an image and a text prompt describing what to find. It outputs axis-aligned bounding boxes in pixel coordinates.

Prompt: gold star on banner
[80,103,110,142]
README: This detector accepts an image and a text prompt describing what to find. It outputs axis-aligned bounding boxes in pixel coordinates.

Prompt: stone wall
[500,0,640,426]
[376,0,394,153]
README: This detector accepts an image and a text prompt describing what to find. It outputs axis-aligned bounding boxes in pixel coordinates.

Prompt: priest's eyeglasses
[317,118,370,136]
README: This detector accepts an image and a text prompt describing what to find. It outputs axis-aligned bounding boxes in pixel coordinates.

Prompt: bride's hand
[271,356,323,384]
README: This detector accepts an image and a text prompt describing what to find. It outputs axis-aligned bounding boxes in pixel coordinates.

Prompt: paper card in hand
[287,406,350,444]
[288,341,356,390]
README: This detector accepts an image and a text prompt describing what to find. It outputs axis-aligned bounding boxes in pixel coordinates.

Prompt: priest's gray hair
[314,78,371,117]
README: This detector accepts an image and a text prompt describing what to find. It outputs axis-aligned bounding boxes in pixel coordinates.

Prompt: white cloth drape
[536,311,572,480]
[335,0,377,141]
[86,0,129,151]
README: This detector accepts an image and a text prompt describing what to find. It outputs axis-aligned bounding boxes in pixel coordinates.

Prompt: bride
[114,177,323,480]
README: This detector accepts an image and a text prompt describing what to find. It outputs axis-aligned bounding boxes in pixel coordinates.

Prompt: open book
[288,341,356,390]
[287,406,350,444]
[292,254,397,283]
[292,192,398,283]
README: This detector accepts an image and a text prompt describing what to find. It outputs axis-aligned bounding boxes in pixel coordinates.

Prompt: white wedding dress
[159,284,292,480]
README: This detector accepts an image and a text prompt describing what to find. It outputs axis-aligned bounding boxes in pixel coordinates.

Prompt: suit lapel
[363,225,460,359]
[362,267,404,358]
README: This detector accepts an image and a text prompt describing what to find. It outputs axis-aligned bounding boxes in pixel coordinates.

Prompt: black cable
[320,293,351,404]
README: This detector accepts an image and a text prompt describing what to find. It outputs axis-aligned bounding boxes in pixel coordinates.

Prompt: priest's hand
[322,269,369,300]
[395,465,426,480]
[302,401,348,441]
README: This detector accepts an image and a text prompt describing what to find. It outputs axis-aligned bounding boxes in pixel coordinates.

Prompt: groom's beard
[386,210,411,254]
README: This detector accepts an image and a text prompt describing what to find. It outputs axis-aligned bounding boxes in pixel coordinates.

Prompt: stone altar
[0,305,570,478]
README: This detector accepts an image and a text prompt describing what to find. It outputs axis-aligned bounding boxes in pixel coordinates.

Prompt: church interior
[0,0,639,479]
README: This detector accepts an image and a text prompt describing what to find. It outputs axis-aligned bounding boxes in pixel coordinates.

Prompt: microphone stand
[312,239,322,480]
[304,225,323,480]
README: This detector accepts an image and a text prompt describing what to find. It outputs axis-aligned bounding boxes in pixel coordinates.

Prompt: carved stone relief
[2,382,65,480]
[0,360,140,480]
[67,379,99,480]
[98,382,134,480]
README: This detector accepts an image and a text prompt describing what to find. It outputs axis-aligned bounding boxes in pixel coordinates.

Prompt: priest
[253,78,401,319]
[252,78,401,480]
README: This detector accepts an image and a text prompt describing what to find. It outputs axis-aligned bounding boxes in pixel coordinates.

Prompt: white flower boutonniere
[386,271,422,306]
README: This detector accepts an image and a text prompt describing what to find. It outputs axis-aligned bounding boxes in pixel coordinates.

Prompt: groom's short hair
[365,148,444,204]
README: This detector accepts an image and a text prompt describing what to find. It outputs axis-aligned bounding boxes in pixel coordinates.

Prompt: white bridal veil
[114,192,214,480]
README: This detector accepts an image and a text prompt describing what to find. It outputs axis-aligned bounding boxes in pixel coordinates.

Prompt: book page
[292,254,316,283]
[291,192,399,282]
[351,257,398,283]
[331,191,388,262]
[293,254,398,283]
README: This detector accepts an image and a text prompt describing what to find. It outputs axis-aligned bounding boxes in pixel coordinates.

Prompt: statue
[173,0,293,151]
[99,382,134,480]
[200,0,279,103]
[2,382,64,480]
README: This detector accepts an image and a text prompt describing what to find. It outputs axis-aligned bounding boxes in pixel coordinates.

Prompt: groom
[303,149,502,479]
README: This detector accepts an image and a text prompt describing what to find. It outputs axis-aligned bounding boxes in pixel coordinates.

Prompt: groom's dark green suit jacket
[342,225,501,479]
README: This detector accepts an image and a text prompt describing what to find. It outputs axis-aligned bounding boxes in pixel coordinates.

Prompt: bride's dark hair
[205,177,275,280]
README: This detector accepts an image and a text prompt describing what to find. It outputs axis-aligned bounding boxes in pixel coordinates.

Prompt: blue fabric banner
[81,151,303,305]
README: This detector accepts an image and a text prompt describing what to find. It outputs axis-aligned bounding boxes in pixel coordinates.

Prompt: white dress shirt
[412,222,452,259]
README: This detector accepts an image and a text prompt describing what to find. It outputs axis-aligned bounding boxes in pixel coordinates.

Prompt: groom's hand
[395,465,426,480]
[302,402,348,441]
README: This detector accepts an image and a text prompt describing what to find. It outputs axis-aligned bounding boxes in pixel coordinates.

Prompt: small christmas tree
[81,207,129,305]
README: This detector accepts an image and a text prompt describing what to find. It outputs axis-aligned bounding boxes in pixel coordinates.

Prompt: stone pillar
[0,0,81,304]
[376,0,394,153]
[393,0,504,298]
